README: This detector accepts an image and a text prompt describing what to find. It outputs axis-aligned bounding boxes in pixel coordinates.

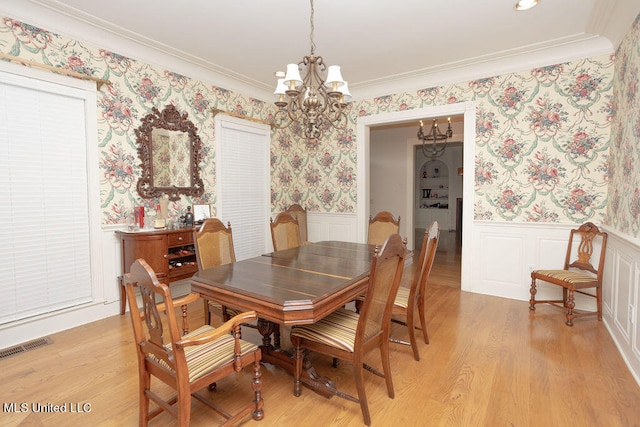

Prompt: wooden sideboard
[116,228,197,314]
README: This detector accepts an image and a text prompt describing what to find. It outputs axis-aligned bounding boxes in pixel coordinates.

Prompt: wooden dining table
[190,240,376,397]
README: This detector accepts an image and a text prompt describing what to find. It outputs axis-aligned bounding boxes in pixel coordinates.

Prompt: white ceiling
[3,0,640,100]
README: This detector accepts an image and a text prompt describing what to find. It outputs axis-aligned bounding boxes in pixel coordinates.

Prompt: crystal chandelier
[417,118,452,160]
[272,0,352,140]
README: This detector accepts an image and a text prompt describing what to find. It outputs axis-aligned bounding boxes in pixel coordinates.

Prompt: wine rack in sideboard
[115,228,197,314]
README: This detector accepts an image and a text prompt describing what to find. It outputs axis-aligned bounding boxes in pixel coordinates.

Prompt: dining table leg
[256,318,337,399]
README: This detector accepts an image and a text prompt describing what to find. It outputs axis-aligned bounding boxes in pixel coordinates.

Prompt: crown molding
[1,0,275,101]
[1,0,625,104]
[587,0,640,49]
[352,35,614,100]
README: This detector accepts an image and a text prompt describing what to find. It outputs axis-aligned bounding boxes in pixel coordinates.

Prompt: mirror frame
[135,104,204,201]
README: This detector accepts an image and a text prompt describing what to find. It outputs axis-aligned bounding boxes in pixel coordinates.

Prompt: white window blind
[0,71,93,325]
[217,118,270,260]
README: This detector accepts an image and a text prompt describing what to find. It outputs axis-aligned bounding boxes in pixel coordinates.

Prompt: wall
[275,59,613,226]
[369,127,411,238]
[603,13,640,385]
[608,15,640,236]
[0,12,616,224]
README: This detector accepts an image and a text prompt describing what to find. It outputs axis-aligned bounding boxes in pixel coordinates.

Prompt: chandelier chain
[309,0,316,55]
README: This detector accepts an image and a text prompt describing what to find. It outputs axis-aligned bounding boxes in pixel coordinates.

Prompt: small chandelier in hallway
[272,0,352,140]
[418,118,452,160]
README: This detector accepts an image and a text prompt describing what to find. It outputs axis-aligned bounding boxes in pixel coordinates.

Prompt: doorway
[356,103,476,292]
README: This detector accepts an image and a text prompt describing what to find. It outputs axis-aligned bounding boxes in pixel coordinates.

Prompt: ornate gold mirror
[135,104,204,201]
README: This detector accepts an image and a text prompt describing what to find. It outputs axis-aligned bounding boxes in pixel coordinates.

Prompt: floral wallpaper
[273,58,614,224]
[608,14,640,237]
[0,16,273,225]
[3,12,636,232]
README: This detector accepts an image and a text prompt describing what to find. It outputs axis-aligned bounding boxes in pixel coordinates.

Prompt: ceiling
[4,0,640,100]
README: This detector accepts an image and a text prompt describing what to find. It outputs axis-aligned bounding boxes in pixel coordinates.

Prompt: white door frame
[357,102,476,292]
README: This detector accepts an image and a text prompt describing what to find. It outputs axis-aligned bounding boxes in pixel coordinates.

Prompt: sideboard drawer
[168,231,193,247]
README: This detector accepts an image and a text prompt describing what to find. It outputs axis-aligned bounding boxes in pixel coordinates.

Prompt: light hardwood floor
[2,233,640,426]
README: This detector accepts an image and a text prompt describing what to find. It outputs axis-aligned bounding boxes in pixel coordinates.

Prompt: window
[215,116,270,260]
[0,63,99,325]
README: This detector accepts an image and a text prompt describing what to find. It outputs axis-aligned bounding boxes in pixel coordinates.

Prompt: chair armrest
[156,292,201,312]
[176,311,258,348]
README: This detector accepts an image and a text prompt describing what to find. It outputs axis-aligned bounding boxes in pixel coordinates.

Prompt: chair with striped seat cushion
[125,258,264,426]
[290,234,406,426]
[193,218,243,324]
[390,221,439,361]
[529,222,608,326]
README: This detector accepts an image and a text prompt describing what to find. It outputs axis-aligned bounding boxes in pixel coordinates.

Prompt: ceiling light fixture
[418,118,453,160]
[514,0,539,11]
[272,0,352,140]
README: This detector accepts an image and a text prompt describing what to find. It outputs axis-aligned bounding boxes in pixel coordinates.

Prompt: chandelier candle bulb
[325,65,345,93]
[339,82,352,104]
[284,64,303,91]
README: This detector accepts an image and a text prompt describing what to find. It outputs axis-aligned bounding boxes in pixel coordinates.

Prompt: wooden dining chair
[285,203,308,243]
[290,234,406,426]
[193,218,240,324]
[529,222,608,326]
[367,211,400,246]
[270,211,301,251]
[125,258,264,426]
[391,221,439,361]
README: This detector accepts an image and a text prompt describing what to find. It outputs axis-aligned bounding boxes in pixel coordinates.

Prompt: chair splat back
[131,259,179,365]
[193,218,236,270]
[368,211,400,246]
[270,211,301,251]
[286,204,308,243]
[359,236,406,343]
[566,223,600,274]
[193,218,243,325]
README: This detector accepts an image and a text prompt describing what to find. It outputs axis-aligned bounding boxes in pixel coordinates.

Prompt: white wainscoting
[469,221,640,385]
[307,212,359,243]
[1,227,123,348]
[603,228,640,385]
[469,222,596,308]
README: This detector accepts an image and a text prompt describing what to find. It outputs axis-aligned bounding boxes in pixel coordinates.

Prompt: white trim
[352,37,613,101]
